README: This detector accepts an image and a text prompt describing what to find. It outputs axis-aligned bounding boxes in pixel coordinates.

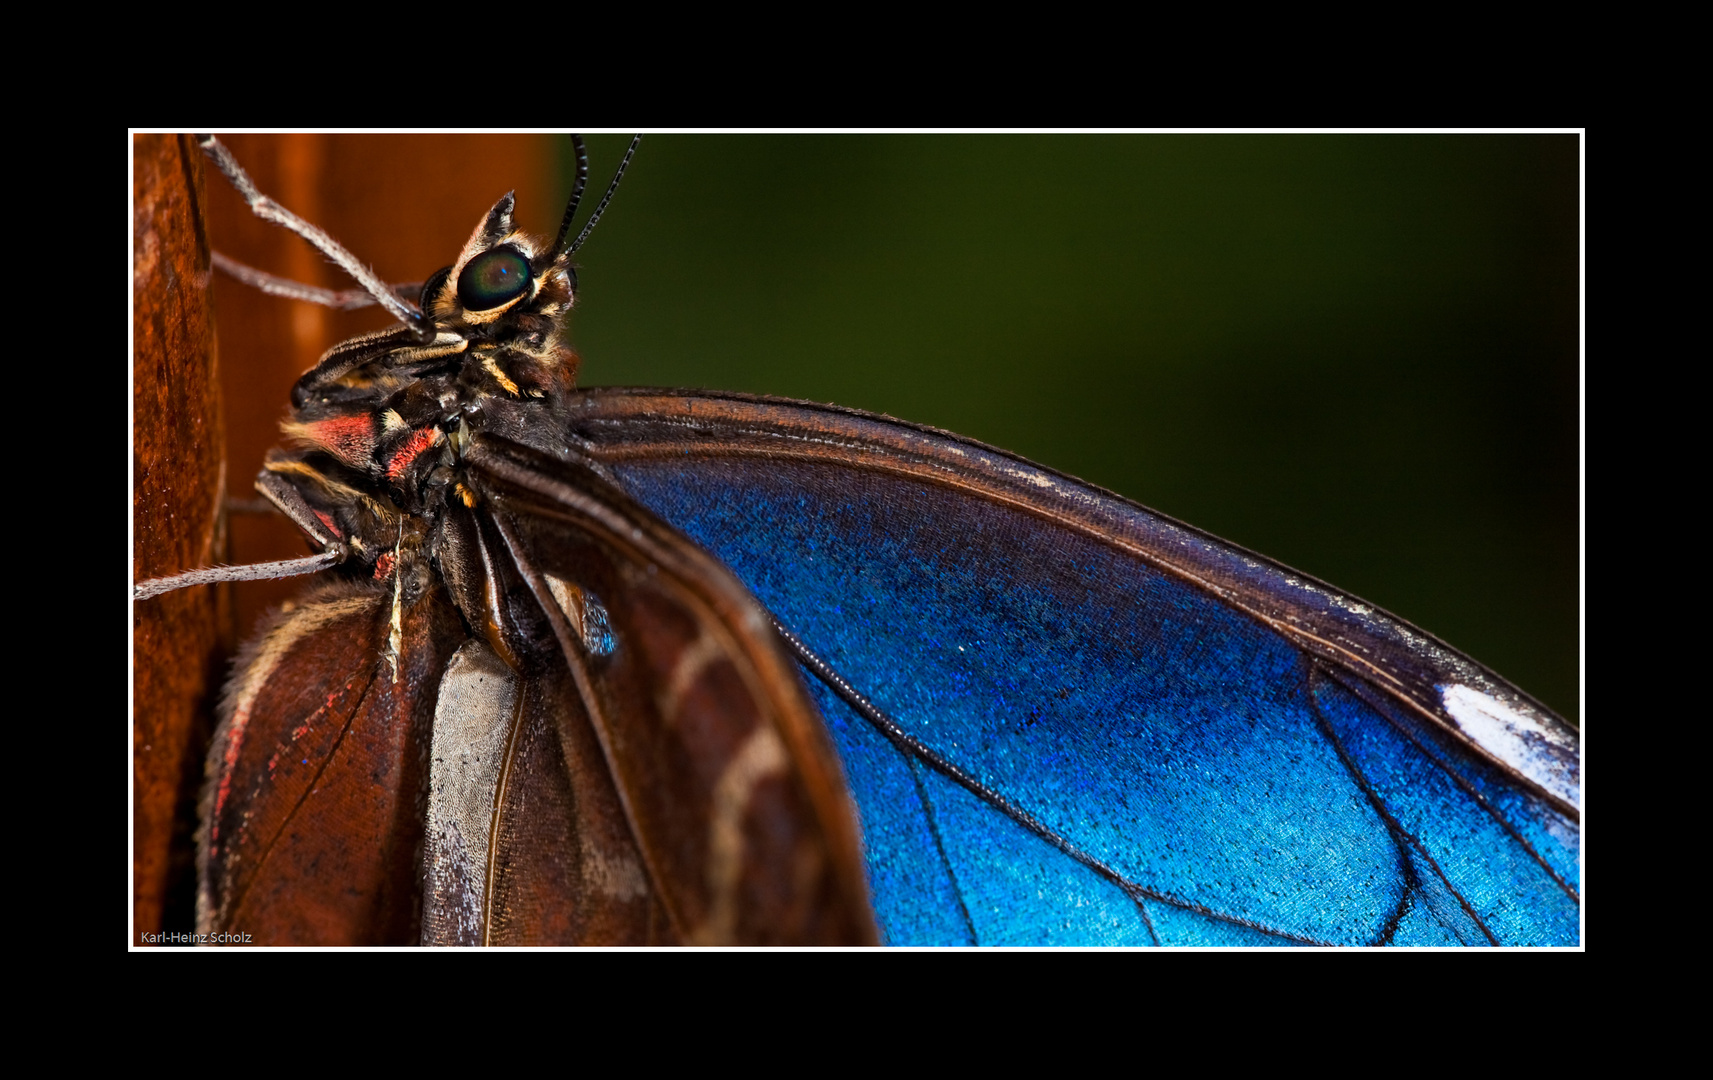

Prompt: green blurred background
[554,135,1578,724]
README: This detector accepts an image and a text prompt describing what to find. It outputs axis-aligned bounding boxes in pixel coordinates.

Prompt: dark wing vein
[773,617,1330,948]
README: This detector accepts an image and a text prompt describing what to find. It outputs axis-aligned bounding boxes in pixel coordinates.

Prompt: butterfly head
[408,134,639,349]
[416,193,577,340]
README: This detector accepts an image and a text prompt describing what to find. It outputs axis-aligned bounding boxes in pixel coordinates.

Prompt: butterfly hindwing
[197,577,465,944]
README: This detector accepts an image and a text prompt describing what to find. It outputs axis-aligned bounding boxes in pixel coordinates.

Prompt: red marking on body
[314,510,341,539]
[305,414,377,467]
[374,552,396,579]
[386,427,441,481]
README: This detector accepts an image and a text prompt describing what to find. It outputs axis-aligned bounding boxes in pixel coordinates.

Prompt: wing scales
[422,639,516,946]
[568,389,1581,946]
[571,389,1577,819]
[420,628,678,946]
[489,656,674,944]
[1308,672,1579,945]
[606,453,1404,943]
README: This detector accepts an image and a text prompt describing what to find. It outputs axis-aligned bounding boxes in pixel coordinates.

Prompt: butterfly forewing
[564,388,1580,946]
[421,637,679,945]
[467,435,878,945]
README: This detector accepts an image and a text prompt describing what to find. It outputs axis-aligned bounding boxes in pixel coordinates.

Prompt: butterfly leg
[133,472,352,601]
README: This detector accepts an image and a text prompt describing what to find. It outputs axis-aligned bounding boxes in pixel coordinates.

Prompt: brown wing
[419,629,681,945]
[197,577,466,944]
[455,434,877,946]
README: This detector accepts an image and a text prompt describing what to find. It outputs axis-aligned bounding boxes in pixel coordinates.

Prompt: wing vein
[1304,660,1501,946]
[1325,667,1581,903]
[773,616,1330,947]
[481,667,533,947]
[903,755,979,946]
[222,664,381,930]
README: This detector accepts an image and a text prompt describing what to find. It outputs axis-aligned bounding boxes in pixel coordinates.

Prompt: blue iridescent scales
[571,388,1581,947]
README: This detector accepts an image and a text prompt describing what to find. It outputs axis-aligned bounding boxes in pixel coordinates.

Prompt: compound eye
[456,247,532,311]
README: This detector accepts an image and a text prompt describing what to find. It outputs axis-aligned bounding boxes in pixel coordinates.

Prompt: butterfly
[131,133,1581,946]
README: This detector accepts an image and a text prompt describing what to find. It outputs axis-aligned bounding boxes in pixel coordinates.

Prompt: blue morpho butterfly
[132,135,1580,947]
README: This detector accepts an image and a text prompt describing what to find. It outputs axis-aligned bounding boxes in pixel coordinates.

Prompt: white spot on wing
[1441,683,1580,810]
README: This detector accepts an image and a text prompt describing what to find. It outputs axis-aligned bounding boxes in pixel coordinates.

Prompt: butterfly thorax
[256,195,581,624]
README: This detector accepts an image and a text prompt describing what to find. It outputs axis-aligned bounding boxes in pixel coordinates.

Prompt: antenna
[568,135,643,256]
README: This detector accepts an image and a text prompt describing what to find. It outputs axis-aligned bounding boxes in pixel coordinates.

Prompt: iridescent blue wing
[569,388,1581,947]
